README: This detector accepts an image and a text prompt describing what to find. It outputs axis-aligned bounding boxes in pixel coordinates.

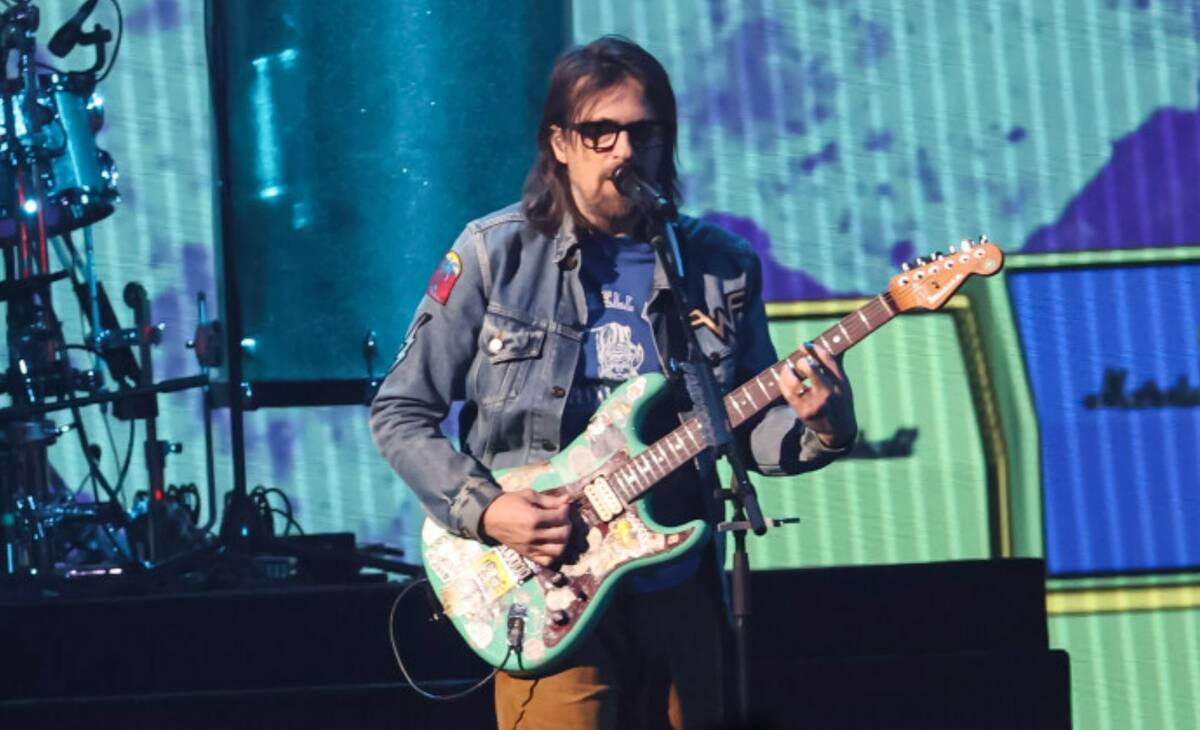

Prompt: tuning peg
[960,239,972,249]
[933,251,944,260]
[915,257,926,266]
[901,261,910,271]
[949,244,957,253]
[979,234,988,243]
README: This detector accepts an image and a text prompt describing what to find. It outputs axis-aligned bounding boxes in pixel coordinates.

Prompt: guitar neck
[605,293,899,504]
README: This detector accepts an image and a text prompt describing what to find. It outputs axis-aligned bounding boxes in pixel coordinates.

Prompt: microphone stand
[619,172,768,726]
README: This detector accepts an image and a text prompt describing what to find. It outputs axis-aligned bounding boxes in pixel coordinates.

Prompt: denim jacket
[369,203,848,542]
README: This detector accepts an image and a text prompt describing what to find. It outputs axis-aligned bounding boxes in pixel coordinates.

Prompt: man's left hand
[777,342,857,449]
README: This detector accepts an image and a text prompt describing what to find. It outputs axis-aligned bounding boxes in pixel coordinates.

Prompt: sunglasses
[563,119,668,152]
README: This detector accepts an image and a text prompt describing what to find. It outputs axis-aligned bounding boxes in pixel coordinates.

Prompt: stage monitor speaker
[207,1,568,406]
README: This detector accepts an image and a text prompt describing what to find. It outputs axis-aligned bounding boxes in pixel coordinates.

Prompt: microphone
[48,0,100,58]
[611,165,676,221]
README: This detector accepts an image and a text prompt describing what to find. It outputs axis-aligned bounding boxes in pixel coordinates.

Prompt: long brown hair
[522,36,681,237]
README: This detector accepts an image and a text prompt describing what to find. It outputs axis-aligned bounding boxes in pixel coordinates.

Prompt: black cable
[387,578,498,701]
[270,508,303,535]
[253,486,305,535]
[100,403,121,491]
[61,343,100,354]
[95,0,122,84]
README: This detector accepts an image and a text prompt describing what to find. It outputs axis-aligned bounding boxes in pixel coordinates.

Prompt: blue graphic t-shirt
[561,234,660,443]
[562,233,702,593]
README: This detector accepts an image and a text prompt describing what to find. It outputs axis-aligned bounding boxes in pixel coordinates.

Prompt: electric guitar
[420,238,1004,675]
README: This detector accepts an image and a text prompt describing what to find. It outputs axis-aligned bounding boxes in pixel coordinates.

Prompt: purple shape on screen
[182,244,216,310]
[1024,106,1200,251]
[864,129,893,152]
[700,211,865,301]
[794,141,839,175]
[267,418,297,482]
[126,0,183,34]
[852,16,892,68]
[325,406,358,447]
[1006,126,1027,143]
[890,240,916,269]
[150,236,175,269]
[680,20,836,145]
[708,0,727,29]
[150,288,188,380]
[915,147,944,204]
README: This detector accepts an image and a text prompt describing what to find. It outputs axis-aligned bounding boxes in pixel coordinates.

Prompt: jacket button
[709,352,722,365]
[551,386,566,398]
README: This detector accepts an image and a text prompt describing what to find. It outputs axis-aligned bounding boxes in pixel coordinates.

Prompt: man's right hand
[480,489,573,567]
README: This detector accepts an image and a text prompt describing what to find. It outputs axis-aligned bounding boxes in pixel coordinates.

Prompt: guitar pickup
[584,476,624,522]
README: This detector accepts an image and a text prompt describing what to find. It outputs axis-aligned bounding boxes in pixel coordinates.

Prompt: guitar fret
[746,386,760,406]
[857,310,871,329]
[756,376,771,399]
[837,322,851,344]
[729,394,745,418]
[819,334,833,352]
[648,446,667,475]
[637,457,653,478]
[686,424,701,450]
[614,471,633,501]
[877,294,895,316]
[768,367,781,384]
[664,443,682,469]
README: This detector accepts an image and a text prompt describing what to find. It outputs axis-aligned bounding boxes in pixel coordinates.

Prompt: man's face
[550,78,666,235]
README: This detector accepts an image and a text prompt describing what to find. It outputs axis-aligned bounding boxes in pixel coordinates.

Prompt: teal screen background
[4,2,1197,727]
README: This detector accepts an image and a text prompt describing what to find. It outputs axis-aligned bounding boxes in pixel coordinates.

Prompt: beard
[581,180,642,234]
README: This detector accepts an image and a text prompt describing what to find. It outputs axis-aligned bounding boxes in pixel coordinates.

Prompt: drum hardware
[0,0,217,585]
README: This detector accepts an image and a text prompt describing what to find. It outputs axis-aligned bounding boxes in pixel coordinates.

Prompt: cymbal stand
[0,0,63,578]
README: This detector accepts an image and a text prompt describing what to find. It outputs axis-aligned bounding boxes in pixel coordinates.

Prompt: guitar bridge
[584,476,624,522]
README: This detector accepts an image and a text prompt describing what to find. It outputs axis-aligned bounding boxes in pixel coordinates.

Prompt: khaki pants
[494,569,726,730]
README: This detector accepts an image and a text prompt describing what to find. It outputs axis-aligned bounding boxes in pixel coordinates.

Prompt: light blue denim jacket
[369,203,848,541]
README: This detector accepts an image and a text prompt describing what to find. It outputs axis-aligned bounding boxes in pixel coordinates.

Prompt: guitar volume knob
[552,610,571,625]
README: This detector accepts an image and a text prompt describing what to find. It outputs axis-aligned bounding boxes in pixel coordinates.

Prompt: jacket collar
[552,213,580,264]
[558,212,681,292]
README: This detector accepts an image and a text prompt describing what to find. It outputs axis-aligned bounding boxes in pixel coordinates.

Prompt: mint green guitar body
[419,373,710,676]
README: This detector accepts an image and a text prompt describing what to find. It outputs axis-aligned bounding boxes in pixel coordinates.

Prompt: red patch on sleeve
[426,251,463,305]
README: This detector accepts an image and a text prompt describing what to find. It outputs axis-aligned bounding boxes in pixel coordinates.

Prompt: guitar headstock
[887,236,1004,312]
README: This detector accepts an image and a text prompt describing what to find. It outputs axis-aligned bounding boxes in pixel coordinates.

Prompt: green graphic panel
[735,314,992,569]
[1050,609,1200,730]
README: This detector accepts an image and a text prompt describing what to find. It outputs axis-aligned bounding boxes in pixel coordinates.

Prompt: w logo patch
[688,288,745,343]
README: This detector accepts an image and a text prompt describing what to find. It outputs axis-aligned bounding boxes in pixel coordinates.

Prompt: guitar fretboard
[604,293,898,504]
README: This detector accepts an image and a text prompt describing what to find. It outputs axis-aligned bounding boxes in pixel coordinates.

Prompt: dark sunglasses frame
[562,119,669,152]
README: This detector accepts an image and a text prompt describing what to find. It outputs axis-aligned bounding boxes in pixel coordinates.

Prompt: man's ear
[550,125,569,164]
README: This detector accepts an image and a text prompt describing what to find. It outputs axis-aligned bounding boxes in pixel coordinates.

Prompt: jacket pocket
[476,308,547,406]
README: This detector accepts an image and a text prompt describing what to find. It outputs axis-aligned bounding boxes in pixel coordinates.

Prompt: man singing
[371,35,857,730]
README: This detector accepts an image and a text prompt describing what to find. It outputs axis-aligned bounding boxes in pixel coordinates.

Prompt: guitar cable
[388,577,504,700]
